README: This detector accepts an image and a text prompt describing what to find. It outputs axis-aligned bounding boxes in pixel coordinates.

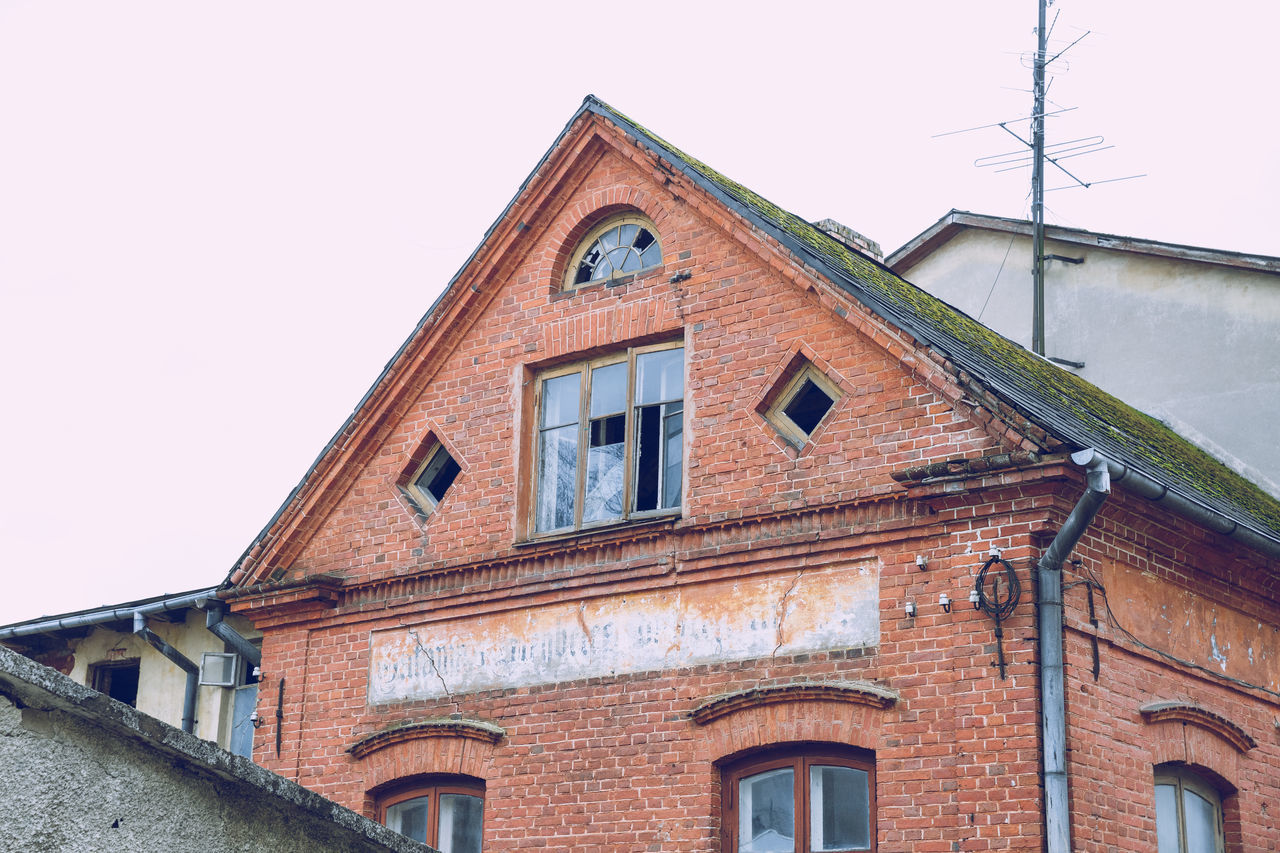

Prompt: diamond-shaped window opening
[564,213,662,290]
[403,443,461,516]
[763,364,843,447]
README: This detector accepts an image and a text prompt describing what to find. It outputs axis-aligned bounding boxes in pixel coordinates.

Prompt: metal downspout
[1039,448,1111,853]
[133,612,199,734]
[205,605,262,668]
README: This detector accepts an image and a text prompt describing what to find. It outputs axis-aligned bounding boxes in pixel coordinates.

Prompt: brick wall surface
[230,114,1280,851]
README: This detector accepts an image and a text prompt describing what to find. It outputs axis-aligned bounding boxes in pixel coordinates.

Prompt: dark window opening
[784,379,836,436]
[762,363,843,447]
[406,444,461,516]
[91,660,141,707]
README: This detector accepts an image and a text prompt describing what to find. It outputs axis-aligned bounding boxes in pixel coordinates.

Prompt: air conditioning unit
[199,652,240,687]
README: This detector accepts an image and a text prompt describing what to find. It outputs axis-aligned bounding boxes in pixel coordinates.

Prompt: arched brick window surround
[351,718,503,817]
[544,186,672,289]
[1140,701,1250,850]
[693,680,898,765]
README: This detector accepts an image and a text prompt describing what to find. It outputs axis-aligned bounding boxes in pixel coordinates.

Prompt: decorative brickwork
[226,103,1280,851]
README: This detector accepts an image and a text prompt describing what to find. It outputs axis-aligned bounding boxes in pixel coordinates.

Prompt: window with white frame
[1155,765,1224,853]
[533,342,683,534]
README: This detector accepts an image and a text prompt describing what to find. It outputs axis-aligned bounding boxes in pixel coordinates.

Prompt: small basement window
[764,364,842,447]
[565,213,662,289]
[405,444,461,515]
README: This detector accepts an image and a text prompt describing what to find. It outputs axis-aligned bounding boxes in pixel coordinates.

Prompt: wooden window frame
[530,340,683,536]
[563,213,663,290]
[378,776,485,851]
[403,442,461,516]
[722,745,876,853]
[763,364,843,448]
[1154,765,1226,853]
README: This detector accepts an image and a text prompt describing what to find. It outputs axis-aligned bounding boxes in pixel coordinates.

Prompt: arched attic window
[564,213,662,289]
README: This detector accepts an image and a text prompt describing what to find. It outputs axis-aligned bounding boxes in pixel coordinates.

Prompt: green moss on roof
[587,97,1280,539]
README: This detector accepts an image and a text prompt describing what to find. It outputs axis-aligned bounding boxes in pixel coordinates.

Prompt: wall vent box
[200,653,240,687]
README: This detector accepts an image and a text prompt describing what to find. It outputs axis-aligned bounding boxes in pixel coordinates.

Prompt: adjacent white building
[888,211,1280,495]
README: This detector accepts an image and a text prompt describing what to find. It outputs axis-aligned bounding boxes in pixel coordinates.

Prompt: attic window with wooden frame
[564,213,662,289]
[764,363,842,447]
[404,444,461,516]
[533,341,683,534]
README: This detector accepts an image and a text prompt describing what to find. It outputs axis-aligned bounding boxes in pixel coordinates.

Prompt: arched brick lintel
[1140,702,1255,791]
[693,681,899,764]
[353,720,503,794]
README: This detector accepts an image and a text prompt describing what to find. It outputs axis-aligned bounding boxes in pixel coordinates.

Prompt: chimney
[812,218,882,262]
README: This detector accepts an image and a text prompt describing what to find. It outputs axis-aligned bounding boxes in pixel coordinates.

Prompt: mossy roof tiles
[579,96,1280,545]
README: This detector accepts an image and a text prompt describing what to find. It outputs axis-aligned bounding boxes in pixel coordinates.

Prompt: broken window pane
[536,345,681,532]
[567,218,662,287]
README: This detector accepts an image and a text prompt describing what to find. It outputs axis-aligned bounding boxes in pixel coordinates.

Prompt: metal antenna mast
[935,3,1143,360]
[1031,0,1048,355]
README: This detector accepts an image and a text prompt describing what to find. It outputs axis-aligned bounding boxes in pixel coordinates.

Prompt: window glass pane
[662,402,683,509]
[599,226,622,250]
[633,228,655,252]
[619,247,644,272]
[386,797,429,843]
[542,372,581,428]
[810,765,870,851]
[439,793,483,853]
[1155,784,1180,853]
[784,379,836,436]
[584,416,625,523]
[590,362,627,417]
[1182,788,1218,853]
[618,223,639,245]
[537,425,578,531]
[635,347,683,404]
[739,767,795,852]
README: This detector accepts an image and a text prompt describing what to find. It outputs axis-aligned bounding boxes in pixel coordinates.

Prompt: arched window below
[564,213,662,289]
[722,745,875,852]
[1155,765,1224,853]
[378,776,484,853]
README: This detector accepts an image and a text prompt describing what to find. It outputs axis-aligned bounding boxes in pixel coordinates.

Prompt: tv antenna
[935,0,1144,357]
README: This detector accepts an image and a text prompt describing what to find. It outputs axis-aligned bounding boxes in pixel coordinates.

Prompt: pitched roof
[224,96,1280,585]
[571,98,1280,552]
[886,210,1280,276]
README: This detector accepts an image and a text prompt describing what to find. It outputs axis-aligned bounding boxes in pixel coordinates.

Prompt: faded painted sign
[369,562,878,704]
[1103,559,1279,692]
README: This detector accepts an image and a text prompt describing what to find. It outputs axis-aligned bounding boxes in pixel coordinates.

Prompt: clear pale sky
[2,1,1276,624]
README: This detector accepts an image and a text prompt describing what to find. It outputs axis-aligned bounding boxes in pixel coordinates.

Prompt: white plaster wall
[65,610,260,750]
[900,231,1280,495]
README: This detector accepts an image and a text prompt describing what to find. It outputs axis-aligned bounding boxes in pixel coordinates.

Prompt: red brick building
[223,98,1280,852]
